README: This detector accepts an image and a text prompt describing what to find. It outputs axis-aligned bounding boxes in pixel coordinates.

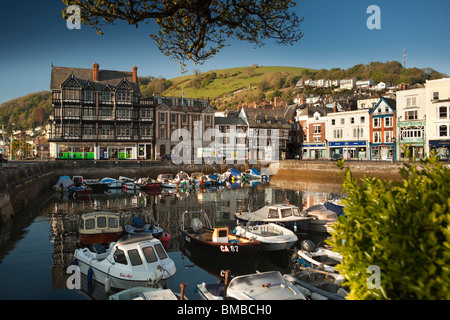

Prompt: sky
[0,0,449,104]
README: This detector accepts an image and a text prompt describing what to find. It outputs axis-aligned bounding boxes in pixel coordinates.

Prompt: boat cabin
[212,227,229,242]
[267,204,302,220]
[79,211,123,235]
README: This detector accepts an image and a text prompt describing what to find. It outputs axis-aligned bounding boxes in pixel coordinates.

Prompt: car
[0,154,8,163]
[330,153,343,161]
[160,154,172,160]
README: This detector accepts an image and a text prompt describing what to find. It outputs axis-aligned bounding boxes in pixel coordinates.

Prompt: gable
[61,74,81,88]
[115,78,133,91]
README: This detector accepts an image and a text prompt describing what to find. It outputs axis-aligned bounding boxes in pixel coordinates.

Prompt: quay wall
[1,159,447,224]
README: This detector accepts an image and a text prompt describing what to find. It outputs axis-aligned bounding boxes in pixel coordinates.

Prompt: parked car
[330,153,343,161]
[159,154,172,160]
[0,154,8,163]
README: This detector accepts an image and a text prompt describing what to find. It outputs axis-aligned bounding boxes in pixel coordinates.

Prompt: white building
[339,78,357,90]
[326,109,370,160]
[356,79,374,89]
[425,77,450,160]
[396,84,427,160]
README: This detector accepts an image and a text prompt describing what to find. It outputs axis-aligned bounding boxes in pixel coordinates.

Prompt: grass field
[161,65,315,100]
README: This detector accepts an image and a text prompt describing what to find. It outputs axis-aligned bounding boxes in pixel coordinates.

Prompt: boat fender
[104,276,111,294]
[72,258,78,265]
[87,267,94,283]
[293,224,297,232]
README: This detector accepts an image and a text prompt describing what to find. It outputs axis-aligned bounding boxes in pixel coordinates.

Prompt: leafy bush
[328,155,450,299]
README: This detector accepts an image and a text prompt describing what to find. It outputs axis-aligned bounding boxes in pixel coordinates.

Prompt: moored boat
[233,222,298,251]
[301,204,338,234]
[197,270,306,300]
[78,211,123,245]
[53,176,74,192]
[137,177,162,190]
[181,210,260,258]
[73,234,176,292]
[101,177,123,189]
[296,240,342,274]
[157,174,177,188]
[235,202,313,235]
[124,214,166,239]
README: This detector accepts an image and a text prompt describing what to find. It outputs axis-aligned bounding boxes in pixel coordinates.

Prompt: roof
[214,116,246,126]
[50,65,140,92]
[241,108,291,129]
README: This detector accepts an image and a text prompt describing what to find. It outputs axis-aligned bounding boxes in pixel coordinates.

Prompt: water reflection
[1,179,343,300]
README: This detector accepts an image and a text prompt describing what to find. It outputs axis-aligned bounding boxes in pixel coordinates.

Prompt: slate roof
[215,116,247,126]
[241,108,291,129]
[50,65,140,92]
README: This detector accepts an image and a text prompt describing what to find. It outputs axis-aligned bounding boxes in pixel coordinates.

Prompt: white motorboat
[157,174,177,188]
[53,176,74,192]
[197,270,306,300]
[73,234,176,293]
[283,272,348,300]
[109,287,179,300]
[301,204,338,233]
[235,202,313,235]
[101,177,123,189]
[296,240,342,274]
[173,171,191,186]
[119,176,140,190]
[233,222,298,251]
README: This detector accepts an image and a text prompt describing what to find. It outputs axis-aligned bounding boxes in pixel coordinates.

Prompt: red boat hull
[78,232,123,245]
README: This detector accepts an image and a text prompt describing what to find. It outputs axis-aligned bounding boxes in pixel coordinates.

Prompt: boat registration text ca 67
[177,304,272,317]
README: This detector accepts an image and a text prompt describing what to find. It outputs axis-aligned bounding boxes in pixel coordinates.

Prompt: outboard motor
[301,239,316,252]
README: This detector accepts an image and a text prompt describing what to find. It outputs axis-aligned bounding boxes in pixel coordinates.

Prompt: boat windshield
[268,208,279,218]
[280,208,293,218]
[292,207,301,216]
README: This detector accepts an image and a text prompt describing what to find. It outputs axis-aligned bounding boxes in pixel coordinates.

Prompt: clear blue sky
[0,0,449,104]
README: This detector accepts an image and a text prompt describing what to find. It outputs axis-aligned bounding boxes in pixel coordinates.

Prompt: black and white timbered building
[48,63,156,160]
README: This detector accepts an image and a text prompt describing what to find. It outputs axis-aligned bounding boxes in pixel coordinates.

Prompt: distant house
[339,78,357,90]
[294,105,328,159]
[369,97,397,160]
[356,79,374,89]
[239,108,291,162]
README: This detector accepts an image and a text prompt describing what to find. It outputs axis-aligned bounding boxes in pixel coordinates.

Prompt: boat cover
[250,168,261,175]
[229,169,241,176]
[323,201,344,216]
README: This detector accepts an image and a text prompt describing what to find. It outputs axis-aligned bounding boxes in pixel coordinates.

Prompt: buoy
[294,224,297,232]
[160,232,170,242]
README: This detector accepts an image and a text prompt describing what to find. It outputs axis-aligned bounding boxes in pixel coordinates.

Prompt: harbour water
[0,180,343,300]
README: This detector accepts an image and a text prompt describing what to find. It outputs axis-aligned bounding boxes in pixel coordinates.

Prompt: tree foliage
[62,0,304,72]
[328,154,450,300]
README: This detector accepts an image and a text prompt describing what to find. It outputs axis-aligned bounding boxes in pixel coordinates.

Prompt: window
[280,208,293,218]
[373,131,381,143]
[385,117,393,127]
[406,96,417,106]
[182,114,187,124]
[333,129,343,139]
[405,110,418,120]
[113,249,128,265]
[154,244,168,260]
[160,112,166,123]
[351,117,354,124]
[360,116,365,124]
[313,125,321,134]
[268,209,278,218]
[128,249,143,266]
[142,246,158,263]
[171,114,176,123]
[109,218,118,228]
[85,218,95,230]
[353,128,364,138]
[331,119,335,125]
[385,131,393,142]
[433,92,439,100]
[160,126,166,139]
[439,106,448,119]
[440,125,448,137]
[373,118,381,128]
[340,118,345,125]
[97,217,106,228]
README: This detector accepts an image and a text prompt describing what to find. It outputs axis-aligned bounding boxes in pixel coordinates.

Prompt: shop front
[429,140,450,160]
[329,141,367,160]
[56,143,137,160]
[301,143,326,159]
[370,143,394,161]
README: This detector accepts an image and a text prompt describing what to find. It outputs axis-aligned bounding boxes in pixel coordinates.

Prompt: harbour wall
[1,159,445,225]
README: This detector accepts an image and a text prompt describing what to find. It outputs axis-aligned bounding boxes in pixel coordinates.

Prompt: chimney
[92,63,99,82]
[133,66,138,83]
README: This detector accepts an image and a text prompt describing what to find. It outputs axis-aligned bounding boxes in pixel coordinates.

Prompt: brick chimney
[92,63,99,81]
[133,65,138,83]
